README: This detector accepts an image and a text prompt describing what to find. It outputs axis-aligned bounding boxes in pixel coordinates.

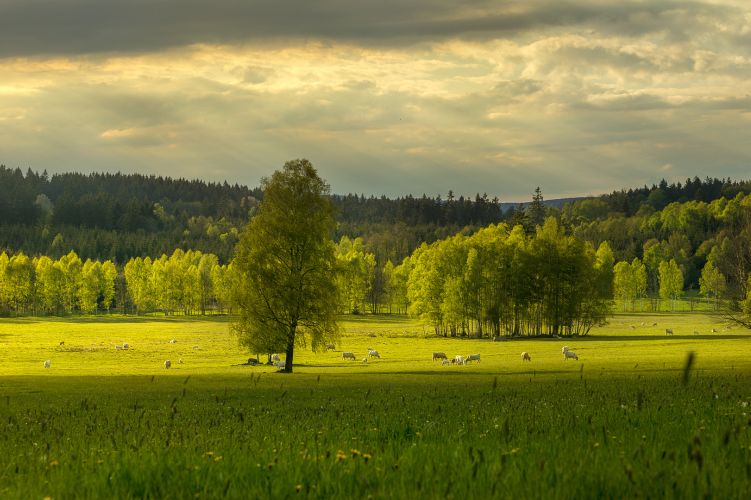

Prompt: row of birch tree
[391,219,614,337]
[0,249,236,316]
[0,221,732,321]
[613,256,727,311]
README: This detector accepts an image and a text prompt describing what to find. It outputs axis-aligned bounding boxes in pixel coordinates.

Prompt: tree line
[0,249,234,316]
[0,219,740,328]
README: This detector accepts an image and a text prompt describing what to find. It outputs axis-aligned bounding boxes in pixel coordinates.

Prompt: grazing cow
[164,360,172,369]
[362,358,368,363]
[521,352,531,362]
[168,339,176,344]
[432,352,447,361]
[693,330,700,335]
[325,343,336,351]
[563,350,578,361]
[368,333,377,338]
[441,359,451,366]
[43,359,51,369]
[466,353,481,363]
[711,328,717,333]
[368,349,381,358]
[122,343,129,350]
[342,352,356,361]
[665,329,674,336]
[454,355,467,365]
[273,360,286,369]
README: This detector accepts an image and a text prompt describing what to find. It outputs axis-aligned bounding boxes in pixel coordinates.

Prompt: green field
[1,313,750,498]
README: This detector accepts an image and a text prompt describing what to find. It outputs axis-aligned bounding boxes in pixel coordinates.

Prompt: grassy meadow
[0,313,750,498]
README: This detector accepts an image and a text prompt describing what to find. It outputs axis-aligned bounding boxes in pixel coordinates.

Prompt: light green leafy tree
[387,256,412,315]
[35,255,66,314]
[659,259,684,311]
[58,251,82,313]
[232,159,339,373]
[613,261,633,311]
[100,261,118,312]
[699,260,726,310]
[630,258,648,310]
[211,262,235,313]
[124,257,156,314]
[335,236,375,314]
[78,260,102,314]
[0,252,9,311]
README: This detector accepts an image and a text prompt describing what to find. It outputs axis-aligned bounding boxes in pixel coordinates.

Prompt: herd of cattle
[311,343,580,367]
[42,337,583,370]
[244,343,582,370]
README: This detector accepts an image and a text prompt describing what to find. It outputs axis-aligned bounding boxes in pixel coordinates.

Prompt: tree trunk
[284,324,296,373]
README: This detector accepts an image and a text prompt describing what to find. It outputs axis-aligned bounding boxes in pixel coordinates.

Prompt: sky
[1,1,750,201]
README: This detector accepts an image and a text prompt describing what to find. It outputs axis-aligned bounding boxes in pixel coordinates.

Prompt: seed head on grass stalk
[682,351,696,385]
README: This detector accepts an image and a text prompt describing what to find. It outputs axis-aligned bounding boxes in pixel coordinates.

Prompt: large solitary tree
[232,159,339,373]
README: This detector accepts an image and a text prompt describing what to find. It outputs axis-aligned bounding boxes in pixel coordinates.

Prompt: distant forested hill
[3,164,751,286]
[0,166,260,262]
[0,166,513,262]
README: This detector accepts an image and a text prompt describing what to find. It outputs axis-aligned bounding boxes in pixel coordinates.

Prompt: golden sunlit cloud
[1,1,750,199]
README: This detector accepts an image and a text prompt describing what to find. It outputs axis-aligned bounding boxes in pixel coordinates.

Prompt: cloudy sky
[1,1,750,200]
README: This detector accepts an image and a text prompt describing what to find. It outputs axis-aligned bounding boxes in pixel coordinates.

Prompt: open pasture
[0,313,750,498]
[1,312,748,377]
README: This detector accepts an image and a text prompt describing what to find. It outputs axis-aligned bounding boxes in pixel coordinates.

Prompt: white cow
[441,359,451,366]
[273,360,286,369]
[342,352,356,360]
[271,353,281,362]
[665,329,674,336]
[454,355,467,365]
[164,360,172,369]
[43,359,51,369]
[368,349,381,359]
[521,352,531,362]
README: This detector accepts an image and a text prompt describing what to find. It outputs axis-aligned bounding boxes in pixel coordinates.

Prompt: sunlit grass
[0,313,750,498]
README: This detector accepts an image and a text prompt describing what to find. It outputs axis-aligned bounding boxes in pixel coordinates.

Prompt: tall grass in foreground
[0,372,749,499]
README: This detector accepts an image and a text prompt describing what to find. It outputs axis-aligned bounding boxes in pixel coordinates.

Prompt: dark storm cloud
[0,0,743,57]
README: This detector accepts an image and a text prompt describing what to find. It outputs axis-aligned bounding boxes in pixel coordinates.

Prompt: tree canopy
[231,160,339,373]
